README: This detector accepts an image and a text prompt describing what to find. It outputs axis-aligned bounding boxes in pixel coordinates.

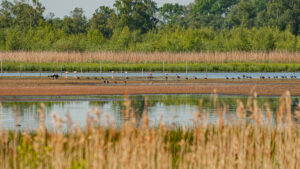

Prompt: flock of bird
[48,72,298,82]
[225,74,297,80]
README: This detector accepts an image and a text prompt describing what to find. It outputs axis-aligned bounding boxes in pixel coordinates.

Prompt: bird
[176,74,180,79]
[48,74,59,79]
[226,76,229,80]
[194,76,198,80]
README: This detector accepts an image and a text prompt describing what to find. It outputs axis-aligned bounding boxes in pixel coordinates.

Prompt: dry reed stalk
[0,92,299,168]
[0,51,299,63]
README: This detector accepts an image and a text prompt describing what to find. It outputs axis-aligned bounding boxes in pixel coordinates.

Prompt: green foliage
[86,29,106,51]
[91,6,115,38]
[227,0,256,28]
[114,0,158,33]
[2,61,300,72]
[0,0,299,52]
[159,3,184,24]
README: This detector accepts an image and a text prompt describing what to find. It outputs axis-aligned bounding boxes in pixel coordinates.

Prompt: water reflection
[0,94,299,130]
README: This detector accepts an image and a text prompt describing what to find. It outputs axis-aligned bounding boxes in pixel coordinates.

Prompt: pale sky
[37,0,194,18]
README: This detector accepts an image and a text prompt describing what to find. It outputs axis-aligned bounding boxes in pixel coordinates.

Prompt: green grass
[2,61,300,72]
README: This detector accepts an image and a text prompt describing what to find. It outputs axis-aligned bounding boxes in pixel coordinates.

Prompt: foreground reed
[0,92,299,169]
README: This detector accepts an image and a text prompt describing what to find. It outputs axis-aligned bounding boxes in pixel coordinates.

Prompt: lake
[1,72,299,79]
[1,94,299,130]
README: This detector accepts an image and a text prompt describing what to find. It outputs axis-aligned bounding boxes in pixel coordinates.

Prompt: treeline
[0,0,299,52]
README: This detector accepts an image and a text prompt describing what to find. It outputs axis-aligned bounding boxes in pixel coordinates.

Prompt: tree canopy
[0,0,299,52]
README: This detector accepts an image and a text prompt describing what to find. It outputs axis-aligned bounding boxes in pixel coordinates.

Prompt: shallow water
[1,72,299,79]
[0,94,299,130]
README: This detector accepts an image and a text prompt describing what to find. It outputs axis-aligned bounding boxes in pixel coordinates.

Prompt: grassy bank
[2,61,300,72]
[0,92,299,168]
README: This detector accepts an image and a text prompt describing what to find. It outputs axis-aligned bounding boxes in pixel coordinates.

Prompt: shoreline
[0,78,300,96]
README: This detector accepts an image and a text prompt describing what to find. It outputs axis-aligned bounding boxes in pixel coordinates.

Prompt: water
[1,72,299,79]
[0,94,299,130]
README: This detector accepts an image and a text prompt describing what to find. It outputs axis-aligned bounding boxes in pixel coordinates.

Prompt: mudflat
[0,78,300,96]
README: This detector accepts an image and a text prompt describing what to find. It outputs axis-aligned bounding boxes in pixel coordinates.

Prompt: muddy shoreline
[0,78,300,96]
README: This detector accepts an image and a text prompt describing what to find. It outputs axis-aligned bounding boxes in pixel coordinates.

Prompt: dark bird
[176,74,180,79]
[194,76,198,80]
[48,74,59,79]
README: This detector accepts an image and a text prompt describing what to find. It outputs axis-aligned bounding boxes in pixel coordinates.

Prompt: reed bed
[0,92,300,169]
[1,51,300,63]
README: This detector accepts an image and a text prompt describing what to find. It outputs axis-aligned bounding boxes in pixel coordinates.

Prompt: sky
[37,0,194,18]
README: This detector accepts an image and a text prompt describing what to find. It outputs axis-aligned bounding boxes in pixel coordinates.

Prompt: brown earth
[0,78,300,96]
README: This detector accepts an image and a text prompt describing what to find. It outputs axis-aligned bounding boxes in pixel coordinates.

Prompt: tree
[91,6,115,38]
[70,8,87,33]
[114,0,158,33]
[227,0,256,28]
[190,0,239,29]
[193,0,238,16]
[0,0,13,28]
[159,3,184,24]
[263,0,300,35]
[10,0,45,28]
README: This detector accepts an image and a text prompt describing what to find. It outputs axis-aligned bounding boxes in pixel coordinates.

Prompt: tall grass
[0,92,299,168]
[1,51,300,63]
